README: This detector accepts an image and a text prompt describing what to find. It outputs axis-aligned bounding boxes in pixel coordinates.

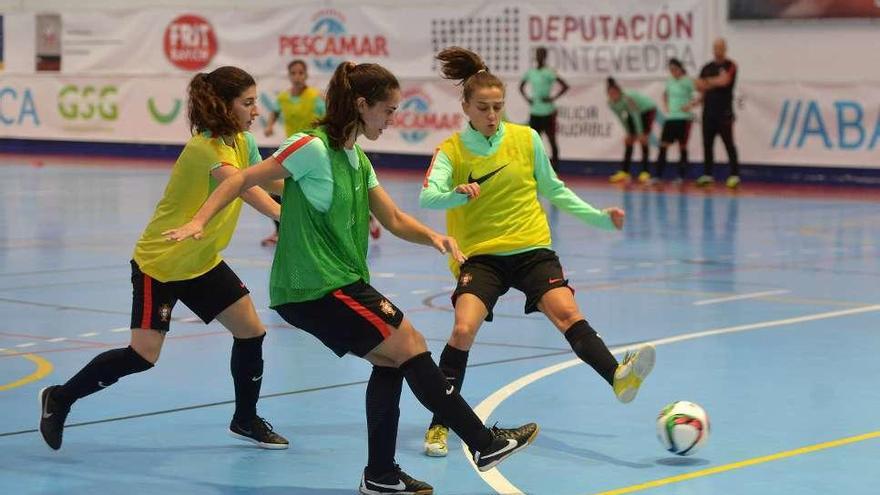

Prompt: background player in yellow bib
[261,60,324,246]
[38,66,288,452]
[419,47,657,457]
[262,59,381,245]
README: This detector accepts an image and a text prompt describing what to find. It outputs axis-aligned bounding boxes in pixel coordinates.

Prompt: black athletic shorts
[624,109,657,137]
[528,112,558,136]
[274,280,404,358]
[451,248,573,322]
[130,260,250,332]
[660,119,693,145]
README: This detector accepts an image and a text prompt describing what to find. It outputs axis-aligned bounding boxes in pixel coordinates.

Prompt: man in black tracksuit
[695,38,741,188]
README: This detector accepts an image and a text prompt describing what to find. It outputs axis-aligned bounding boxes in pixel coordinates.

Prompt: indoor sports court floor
[1,156,878,494]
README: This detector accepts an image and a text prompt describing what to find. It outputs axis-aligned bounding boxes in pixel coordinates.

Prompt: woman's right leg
[38,329,161,450]
[366,319,538,472]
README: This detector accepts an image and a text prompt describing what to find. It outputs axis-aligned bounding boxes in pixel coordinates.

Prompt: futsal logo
[279,9,389,73]
[378,299,396,317]
[394,88,463,144]
[164,14,217,71]
[159,304,171,322]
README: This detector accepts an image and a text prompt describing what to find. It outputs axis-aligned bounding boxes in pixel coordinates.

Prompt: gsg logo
[58,85,118,121]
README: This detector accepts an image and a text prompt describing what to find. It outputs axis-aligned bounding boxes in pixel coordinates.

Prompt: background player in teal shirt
[519,46,569,170]
[606,77,657,184]
[657,58,696,183]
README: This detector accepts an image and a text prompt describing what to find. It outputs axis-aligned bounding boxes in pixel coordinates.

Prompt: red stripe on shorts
[141,274,153,329]
[332,289,390,338]
[274,135,315,163]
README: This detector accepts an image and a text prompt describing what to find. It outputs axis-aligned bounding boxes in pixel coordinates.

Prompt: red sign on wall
[163,15,217,71]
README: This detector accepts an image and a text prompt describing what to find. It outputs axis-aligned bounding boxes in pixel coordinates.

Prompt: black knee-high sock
[430,344,469,428]
[622,145,634,173]
[640,143,650,173]
[365,366,403,477]
[564,320,618,386]
[231,333,265,424]
[54,346,154,408]
[678,148,689,179]
[656,147,668,179]
[400,352,491,451]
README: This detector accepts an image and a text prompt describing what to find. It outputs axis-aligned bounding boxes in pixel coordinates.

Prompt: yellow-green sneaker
[637,171,652,184]
[613,344,656,404]
[424,425,448,457]
[726,175,741,188]
[609,171,631,183]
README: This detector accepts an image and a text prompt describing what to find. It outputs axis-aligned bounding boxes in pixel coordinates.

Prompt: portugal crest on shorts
[378,299,396,317]
[159,304,172,322]
[460,272,472,287]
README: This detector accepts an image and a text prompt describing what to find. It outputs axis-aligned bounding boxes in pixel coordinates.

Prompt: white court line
[46,337,67,342]
[464,304,880,495]
[411,289,429,295]
[15,342,36,348]
[693,289,790,306]
[110,327,130,333]
[77,332,99,337]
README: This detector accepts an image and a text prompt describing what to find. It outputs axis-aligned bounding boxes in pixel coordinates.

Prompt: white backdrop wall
[1,0,878,169]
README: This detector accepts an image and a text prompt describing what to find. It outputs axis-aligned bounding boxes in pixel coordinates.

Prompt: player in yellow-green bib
[261,59,325,246]
[165,60,539,494]
[38,66,288,452]
[419,47,657,458]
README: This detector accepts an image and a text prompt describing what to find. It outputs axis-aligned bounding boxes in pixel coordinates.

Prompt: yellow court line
[0,351,54,391]
[592,430,880,495]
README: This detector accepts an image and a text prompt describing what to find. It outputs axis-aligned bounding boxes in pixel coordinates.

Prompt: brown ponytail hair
[317,61,399,150]
[436,46,504,102]
[188,66,255,137]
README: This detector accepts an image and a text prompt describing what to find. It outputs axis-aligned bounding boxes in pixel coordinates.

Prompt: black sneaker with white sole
[38,385,70,451]
[359,465,433,495]
[228,416,289,449]
[470,423,539,472]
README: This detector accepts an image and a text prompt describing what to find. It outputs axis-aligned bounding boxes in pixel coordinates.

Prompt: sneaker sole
[359,484,433,495]
[227,429,289,450]
[616,345,657,403]
[424,442,448,457]
[37,386,60,451]
[477,426,540,472]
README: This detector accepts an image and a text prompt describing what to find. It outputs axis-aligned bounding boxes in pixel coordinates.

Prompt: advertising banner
[0,1,706,80]
[4,73,878,168]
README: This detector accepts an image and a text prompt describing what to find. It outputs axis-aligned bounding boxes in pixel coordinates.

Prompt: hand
[454,182,481,200]
[681,102,693,112]
[604,207,625,230]
[431,234,467,264]
[264,126,274,138]
[162,221,205,242]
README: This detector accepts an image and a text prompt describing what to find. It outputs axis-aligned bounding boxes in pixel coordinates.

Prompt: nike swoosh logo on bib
[468,164,508,185]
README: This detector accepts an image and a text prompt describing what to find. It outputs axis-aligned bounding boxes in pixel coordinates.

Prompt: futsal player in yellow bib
[419,47,657,457]
[39,66,288,451]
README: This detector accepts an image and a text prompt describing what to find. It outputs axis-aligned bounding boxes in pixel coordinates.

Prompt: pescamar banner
[0,1,707,79]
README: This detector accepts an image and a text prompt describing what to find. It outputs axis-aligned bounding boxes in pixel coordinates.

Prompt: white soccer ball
[656,400,710,456]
